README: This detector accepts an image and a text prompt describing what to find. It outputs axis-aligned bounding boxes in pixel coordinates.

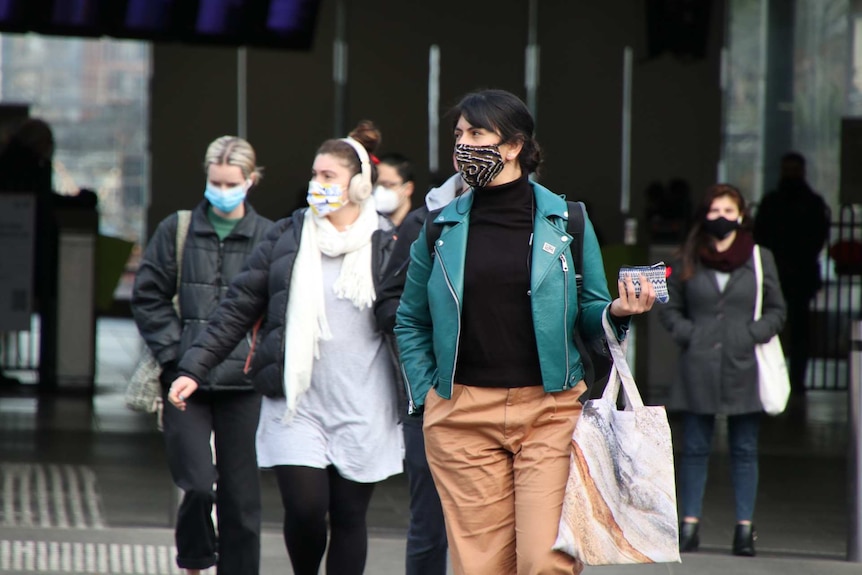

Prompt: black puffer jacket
[131,200,273,391]
[177,208,397,397]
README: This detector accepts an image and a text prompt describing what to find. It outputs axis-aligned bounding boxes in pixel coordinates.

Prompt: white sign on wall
[0,193,35,331]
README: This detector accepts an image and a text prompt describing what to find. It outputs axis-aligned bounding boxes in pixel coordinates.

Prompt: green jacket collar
[432,180,569,225]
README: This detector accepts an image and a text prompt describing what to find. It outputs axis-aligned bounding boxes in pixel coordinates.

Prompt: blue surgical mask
[205,181,248,213]
[307,180,346,216]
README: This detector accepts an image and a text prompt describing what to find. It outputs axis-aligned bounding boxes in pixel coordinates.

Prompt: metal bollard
[850,321,862,562]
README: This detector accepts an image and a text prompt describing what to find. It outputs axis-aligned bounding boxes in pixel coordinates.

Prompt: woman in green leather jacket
[394,89,655,575]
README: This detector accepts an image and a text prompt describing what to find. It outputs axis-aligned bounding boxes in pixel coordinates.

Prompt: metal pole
[620,46,636,245]
[620,46,632,216]
[237,47,247,139]
[525,0,540,134]
[850,320,862,561]
[428,45,440,177]
[333,0,347,137]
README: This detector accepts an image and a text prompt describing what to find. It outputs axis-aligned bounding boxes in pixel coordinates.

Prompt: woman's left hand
[610,274,656,317]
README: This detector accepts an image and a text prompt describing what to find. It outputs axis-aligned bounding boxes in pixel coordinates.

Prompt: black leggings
[273,465,376,575]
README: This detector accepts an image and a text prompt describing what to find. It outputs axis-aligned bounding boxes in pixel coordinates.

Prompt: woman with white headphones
[168,121,403,575]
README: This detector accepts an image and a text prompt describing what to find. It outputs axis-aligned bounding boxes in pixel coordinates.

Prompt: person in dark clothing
[131,136,273,575]
[373,152,416,228]
[660,183,785,557]
[374,171,464,575]
[754,152,830,395]
[0,118,56,387]
[167,121,403,575]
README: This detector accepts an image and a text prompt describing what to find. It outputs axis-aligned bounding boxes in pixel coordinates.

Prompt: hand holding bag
[125,211,191,413]
[553,313,681,565]
[753,245,790,415]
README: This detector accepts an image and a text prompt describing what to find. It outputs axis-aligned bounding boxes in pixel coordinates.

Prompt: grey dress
[659,246,786,415]
[256,254,404,483]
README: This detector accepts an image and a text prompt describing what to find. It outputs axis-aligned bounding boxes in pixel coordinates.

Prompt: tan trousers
[423,383,587,575]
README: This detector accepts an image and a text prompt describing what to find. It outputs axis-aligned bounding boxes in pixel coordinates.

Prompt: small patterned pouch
[618,262,670,304]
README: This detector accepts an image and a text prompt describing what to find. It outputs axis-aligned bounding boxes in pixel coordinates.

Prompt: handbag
[125,210,192,413]
[553,313,681,565]
[753,245,790,415]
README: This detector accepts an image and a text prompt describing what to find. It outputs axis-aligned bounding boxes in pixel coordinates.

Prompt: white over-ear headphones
[340,137,373,203]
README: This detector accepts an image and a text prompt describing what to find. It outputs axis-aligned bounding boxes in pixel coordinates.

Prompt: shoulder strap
[566,201,586,297]
[173,210,192,313]
[565,200,606,397]
[753,245,763,320]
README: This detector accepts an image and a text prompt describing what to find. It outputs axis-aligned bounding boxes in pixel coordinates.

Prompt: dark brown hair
[316,120,382,183]
[451,89,542,174]
[678,183,750,281]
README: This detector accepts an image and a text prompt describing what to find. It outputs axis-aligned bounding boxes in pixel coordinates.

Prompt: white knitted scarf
[281,200,379,422]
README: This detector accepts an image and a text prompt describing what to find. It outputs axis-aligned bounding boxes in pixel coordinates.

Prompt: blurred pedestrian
[131,136,273,574]
[660,183,786,557]
[754,152,830,395]
[169,121,404,575]
[373,152,415,228]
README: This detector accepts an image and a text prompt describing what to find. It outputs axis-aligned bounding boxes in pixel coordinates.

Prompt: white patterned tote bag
[553,313,680,565]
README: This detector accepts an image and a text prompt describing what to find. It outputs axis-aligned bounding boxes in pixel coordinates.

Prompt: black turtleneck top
[455,174,543,388]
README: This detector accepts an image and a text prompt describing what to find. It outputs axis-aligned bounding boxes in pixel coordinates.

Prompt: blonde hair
[204,136,263,183]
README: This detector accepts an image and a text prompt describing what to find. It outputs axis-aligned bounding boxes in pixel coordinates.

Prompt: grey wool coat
[658,245,786,415]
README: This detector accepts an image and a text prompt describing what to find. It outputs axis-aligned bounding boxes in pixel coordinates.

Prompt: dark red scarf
[699,230,754,272]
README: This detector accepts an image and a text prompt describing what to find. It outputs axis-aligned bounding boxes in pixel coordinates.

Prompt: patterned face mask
[306,180,345,216]
[454,143,505,189]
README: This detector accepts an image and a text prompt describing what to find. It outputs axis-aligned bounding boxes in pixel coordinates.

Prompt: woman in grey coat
[659,184,785,558]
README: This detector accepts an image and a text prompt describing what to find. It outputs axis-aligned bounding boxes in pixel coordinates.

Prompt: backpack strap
[565,201,585,298]
[172,210,192,314]
[565,200,607,397]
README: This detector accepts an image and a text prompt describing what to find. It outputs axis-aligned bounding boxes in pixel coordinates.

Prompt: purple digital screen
[124,0,173,31]
[267,0,305,33]
[0,0,21,22]
[195,0,242,35]
[0,0,322,49]
[52,0,96,28]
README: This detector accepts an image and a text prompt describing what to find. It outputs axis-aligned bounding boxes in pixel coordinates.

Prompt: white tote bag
[753,246,790,415]
[553,314,680,565]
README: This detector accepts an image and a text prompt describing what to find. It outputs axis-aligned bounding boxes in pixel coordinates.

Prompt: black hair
[781,151,806,168]
[378,152,415,183]
[451,89,542,174]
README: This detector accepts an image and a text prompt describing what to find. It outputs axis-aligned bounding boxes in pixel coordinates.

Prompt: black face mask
[702,217,739,240]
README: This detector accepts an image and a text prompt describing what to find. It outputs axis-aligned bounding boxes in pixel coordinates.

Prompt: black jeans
[783,293,813,393]
[162,388,262,573]
[403,416,448,575]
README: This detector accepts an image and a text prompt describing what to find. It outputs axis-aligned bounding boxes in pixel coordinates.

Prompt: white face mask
[373,185,402,215]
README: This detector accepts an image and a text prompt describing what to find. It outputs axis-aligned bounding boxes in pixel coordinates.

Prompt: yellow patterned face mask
[307,180,345,216]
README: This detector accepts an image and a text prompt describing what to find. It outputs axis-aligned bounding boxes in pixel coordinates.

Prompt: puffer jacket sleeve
[177,222,280,385]
[658,259,695,347]
[131,213,182,366]
[374,208,426,335]
[577,211,629,342]
[394,223,437,412]
[750,246,786,343]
